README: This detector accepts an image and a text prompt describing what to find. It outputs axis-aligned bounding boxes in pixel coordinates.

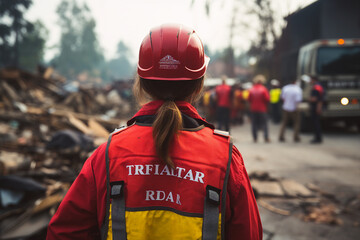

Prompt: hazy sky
[26,0,316,62]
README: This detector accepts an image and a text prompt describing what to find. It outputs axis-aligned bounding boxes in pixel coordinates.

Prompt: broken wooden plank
[43,67,54,80]
[88,118,109,138]
[258,199,291,216]
[67,113,92,135]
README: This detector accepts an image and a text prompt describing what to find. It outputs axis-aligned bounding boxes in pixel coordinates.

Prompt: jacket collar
[127,100,214,129]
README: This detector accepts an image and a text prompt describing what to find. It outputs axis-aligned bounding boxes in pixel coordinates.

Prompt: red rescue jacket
[216,84,232,108]
[248,84,270,113]
[46,101,262,240]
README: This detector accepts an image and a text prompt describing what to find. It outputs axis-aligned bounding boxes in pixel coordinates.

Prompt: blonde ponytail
[133,76,204,168]
[152,101,182,168]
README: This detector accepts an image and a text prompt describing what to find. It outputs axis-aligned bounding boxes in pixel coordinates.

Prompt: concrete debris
[305,182,337,200]
[280,179,315,198]
[249,172,313,199]
[251,180,285,198]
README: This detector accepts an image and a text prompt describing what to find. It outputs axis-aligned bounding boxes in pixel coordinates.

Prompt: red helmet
[137,24,210,81]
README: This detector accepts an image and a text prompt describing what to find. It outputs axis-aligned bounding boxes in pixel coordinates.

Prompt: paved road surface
[228,119,360,240]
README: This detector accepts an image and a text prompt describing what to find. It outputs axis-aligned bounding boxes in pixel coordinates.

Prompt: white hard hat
[270,79,279,86]
[301,75,311,83]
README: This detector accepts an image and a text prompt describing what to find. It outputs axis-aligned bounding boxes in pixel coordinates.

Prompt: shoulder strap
[221,137,233,240]
[101,133,113,240]
[101,126,131,240]
[202,185,221,240]
[202,136,233,240]
[110,181,126,240]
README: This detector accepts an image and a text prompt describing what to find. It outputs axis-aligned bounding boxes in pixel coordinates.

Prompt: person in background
[269,79,282,124]
[242,86,251,122]
[202,86,216,123]
[248,74,270,143]
[202,86,211,117]
[215,75,232,132]
[46,24,262,240]
[278,78,303,142]
[309,75,324,143]
[231,83,245,125]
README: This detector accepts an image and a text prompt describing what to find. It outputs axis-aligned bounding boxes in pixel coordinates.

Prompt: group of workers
[202,74,324,144]
[202,78,247,130]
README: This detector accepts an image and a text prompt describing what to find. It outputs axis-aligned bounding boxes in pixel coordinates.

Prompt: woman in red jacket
[47,24,262,240]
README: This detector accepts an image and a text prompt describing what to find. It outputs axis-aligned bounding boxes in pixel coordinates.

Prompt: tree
[246,0,281,76]
[0,0,33,67]
[18,20,47,71]
[197,0,288,77]
[194,0,237,77]
[106,41,134,80]
[53,0,104,78]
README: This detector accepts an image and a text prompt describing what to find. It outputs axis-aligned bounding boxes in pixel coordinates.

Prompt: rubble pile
[0,68,134,118]
[0,68,134,239]
[0,68,69,111]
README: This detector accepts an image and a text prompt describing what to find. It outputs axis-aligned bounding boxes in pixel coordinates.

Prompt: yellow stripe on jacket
[107,205,222,240]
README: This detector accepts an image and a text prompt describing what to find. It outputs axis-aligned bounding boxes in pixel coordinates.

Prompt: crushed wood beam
[258,199,291,216]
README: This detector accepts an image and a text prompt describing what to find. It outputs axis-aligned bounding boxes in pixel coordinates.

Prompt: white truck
[297,38,360,129]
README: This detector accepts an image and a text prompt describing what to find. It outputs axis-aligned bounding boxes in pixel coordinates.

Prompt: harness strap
[202,185,221,240]
[101,127,128,240]
[202,137,233,240]
[221,138,233,240]
[111,181,126,240]
[101,133,113,240]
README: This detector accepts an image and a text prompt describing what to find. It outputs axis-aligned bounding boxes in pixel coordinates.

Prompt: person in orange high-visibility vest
[47,24,262,240]
[231,83,245,125]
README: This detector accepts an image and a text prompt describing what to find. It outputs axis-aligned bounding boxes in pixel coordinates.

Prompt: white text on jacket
[145,190,181,205]
[126,164,205,184]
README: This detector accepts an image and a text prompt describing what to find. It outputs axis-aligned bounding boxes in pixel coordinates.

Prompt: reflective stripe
[111,182,126,240]
[202,186,221,240]
[213,129,230,137]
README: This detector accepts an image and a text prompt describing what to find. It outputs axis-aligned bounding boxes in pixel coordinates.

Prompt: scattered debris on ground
[249,171,358,227]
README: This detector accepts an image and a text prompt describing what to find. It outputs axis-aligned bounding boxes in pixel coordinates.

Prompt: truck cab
[297,38,360,127]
